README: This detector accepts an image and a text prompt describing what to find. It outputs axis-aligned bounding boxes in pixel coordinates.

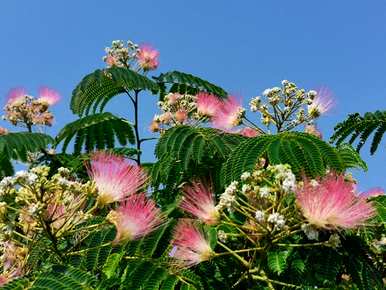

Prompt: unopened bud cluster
[249,81,331,132]
[0,166,96,281]
[3,96,54,129]
[150,92,200,132]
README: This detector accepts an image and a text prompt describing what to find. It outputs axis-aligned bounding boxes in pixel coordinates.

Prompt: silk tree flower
[305,124,323,139]
[212,96,245,129]
[136,44,159,71]
[196,92,222,118]
[5,87,27,105]
[170,219,213,267]
[87,151,148,205]
[180,180,219,225]
[0,127,8,136]
[37,87,61,105]
[359,187,384,198]
[175,109,188,123]
[238,127,259,137]
[307,87,334,118]
[107,193,164,243]
[296,173,375,229]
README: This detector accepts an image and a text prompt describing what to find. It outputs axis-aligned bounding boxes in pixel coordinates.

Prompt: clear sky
[0,0,385,190]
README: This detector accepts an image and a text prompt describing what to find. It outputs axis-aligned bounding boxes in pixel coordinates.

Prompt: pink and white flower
[305,124,323,139]
[359,187,384,198]
[180,180,219,225]
[37,86,61,105]
[296,173,375,229]
[175,109,188,123]
[136,44,159,71]
[308,87,334,117]
[212,96,245,129]
[87,151,148,205]
[0,127,8,136]
[107,193,164,243]
[170,219,213,267]
[5,87,27,105]
[196,92,222,118]
[238,127,259,137]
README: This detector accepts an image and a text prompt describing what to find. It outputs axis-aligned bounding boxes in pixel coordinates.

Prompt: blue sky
[0,0,385,190]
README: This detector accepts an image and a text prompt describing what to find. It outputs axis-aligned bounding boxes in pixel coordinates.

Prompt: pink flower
[0,127,8,136]
[175,109,188,123]
[296,173,375,229]
[107,193,164,243]
[6,87,27,105]
[196,92,222,117]
[167,93,182,105]
[38,86,61,105]
[308,87,334,117]
[136,45,159,71]
[170,219,213,267]
[305,124,323,139]
[0,275,8,287]
[180,180,219,225]
[359,187,384,198]
[238,127,259,137]
[87,151,148,205]
[212,96,245,129]
[45,203,66,230]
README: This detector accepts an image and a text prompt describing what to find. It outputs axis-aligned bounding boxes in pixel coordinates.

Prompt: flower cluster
[249,81,333,132]
[0,166,94,282]
[103,40,159,71]
[151,91,248,134]
[3,87,60,129]
[87,152,164,244]
[150,92,197,132]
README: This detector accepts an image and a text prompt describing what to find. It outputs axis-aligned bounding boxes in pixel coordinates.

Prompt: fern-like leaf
[221,132,346,186]
[151,126,245,188]
[331,110,386,155]
[71,67,158,116]
[55,112,135,154]
[0,132,53,177]
[154,70,227,100]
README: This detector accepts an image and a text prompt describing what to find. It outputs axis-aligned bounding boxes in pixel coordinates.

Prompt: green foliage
[220,132,355,186]
[343,236,384,290]
[154,70,227,100]
[150,126,245,202]
[70,67,158,116]
[331,110,386,154]
[55,112,135,154]
[267,250,290,275]
[0,132,53,177]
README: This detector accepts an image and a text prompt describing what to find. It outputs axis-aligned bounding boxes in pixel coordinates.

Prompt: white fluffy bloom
[259,186,270,197]
[255,210,265,222]
[301,224,319,240]
[26,173,38,184]
[267,212,286,229]
[240,172,251,181]
[242,184,251,193]
[282,172,296,192]
[216,181,238,211]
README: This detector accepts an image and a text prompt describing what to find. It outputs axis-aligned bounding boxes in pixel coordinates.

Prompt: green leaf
[154,70,227,99]
[267,250,290,275]
[55,112,135,154]
[71,67,158,116]
[102,252,124,279]
[0,132,53,177]
[331,110,386,155]
[221,132,346,186]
